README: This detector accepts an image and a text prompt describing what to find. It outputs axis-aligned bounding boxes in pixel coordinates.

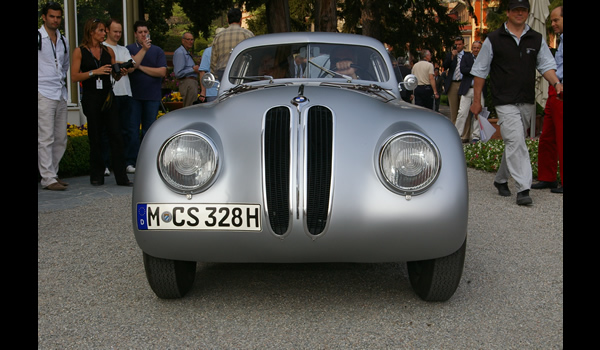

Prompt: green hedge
[58,136,90,178]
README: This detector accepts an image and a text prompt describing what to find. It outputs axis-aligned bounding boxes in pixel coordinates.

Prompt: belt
[452,80,462,82]
[178,76,197,80]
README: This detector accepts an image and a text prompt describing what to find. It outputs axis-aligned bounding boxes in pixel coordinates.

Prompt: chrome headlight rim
[157,130,219,195]
[378,131,441,196]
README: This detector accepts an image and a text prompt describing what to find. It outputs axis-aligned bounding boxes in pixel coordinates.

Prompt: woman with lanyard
[71,18,132,187]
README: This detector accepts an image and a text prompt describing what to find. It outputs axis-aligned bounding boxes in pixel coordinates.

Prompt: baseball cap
[508,0,530,10]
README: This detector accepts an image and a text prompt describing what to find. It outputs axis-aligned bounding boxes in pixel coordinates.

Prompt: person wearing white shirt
[470,0,562,206]
[38,2,70,191]
[104,18,137,174]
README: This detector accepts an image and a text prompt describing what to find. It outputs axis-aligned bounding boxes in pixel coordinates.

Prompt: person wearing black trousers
[71,18,132,186]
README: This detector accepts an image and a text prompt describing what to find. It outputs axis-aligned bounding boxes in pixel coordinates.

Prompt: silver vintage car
[132,32,468,301]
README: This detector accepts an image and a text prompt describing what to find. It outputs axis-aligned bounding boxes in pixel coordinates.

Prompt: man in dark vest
[470,0,563,206]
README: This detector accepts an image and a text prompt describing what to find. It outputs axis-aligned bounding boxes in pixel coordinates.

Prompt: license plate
[137,203,262,231]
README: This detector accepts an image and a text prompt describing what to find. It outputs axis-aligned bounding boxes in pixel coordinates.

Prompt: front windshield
[228,43,390,84]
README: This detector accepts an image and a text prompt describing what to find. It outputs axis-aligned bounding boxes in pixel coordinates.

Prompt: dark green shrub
[58,136,90,178]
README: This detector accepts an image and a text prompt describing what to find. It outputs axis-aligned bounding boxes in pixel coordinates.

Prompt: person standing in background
[455,40,484,143]
[103,18,136,175]
[126,21,167,174]
[38,2,70,191]
[532,5,563,194]
[173,32,199,107]
[434,67,444,112]
[443,36,465,125]
[210,7,254,80]
[71,18,132,187]
[411,50,439,109]
[199,28,224,103]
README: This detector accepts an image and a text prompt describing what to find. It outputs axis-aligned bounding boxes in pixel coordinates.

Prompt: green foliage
[143,0,176,48]
[340,0,462,64]
[176,0,237,39]
[58,136,90,178]
[463,139,559,182]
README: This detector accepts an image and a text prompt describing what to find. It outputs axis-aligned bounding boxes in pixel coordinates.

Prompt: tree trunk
[361,0,381,41]
[314,0,337,32]
[266,0,291,33]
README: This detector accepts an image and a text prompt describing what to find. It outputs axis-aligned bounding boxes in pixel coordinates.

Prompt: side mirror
[201,72,220,90]
[398,74,418,91]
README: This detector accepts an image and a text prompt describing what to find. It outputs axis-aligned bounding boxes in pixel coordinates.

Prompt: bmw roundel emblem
[293,95,307,103]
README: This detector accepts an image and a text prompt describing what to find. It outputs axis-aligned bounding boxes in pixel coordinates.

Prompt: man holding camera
[104,19,136,174]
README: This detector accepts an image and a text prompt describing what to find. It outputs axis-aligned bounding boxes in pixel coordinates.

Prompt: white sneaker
[126,165,136,174]
[104,167,110,176]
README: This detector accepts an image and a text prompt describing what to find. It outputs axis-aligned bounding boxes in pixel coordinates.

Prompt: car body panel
[132,33,468,264]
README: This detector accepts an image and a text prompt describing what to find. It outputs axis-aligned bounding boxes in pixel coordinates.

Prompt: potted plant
[162,91,184,111]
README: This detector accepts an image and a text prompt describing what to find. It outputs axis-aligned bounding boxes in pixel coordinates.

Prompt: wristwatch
[553,81,561,88]
[89,71,94,77]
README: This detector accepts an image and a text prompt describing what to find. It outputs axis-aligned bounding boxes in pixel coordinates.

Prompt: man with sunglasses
[38,2,70,191]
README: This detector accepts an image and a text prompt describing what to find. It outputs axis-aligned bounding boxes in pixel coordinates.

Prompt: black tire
[407,237,466,302]
[143,252,196,299]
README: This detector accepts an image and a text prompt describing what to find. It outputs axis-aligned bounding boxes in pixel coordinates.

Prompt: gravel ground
[38,168,563,349]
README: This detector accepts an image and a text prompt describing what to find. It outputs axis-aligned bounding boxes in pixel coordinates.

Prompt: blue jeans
[129,99,160,166]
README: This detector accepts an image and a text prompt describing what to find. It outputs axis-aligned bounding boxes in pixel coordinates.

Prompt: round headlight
[158,131,218,193]
[379,133,440,195]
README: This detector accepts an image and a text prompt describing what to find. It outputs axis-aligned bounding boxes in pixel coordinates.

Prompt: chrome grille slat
[306,106,333,235]
[264,107,291,235]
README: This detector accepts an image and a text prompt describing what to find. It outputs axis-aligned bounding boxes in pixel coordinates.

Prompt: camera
[452,44,457,50]
[112,59,134,73]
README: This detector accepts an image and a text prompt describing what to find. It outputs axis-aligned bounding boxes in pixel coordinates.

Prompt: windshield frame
[227,42,391,86]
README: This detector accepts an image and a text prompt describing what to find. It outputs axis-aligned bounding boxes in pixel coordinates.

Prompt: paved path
[38,173,135,213]
[38,165,563,348]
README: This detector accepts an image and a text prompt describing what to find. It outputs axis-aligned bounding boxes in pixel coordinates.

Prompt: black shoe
[531,181,558,189]
[516,190,533,205]
[494,181,511,196]
[550,186,563,194]
[90,179,104,186]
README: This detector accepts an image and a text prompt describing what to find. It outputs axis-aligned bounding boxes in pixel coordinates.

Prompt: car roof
[235,32,388,49]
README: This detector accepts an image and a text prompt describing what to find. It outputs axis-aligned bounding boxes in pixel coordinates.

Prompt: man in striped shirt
[210,7,254,80]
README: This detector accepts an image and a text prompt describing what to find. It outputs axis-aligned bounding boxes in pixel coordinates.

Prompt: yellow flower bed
[162,91,183,102]
[67,123,88,138]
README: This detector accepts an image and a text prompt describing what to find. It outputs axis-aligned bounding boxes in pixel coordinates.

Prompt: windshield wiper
[221,84,257,98]
[229,75,275,83]
[308,60,353,81]
[319,81,396,101]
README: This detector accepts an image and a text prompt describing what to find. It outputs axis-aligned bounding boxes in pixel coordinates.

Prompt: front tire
[407,237,466,302]
[143,252,196,299]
